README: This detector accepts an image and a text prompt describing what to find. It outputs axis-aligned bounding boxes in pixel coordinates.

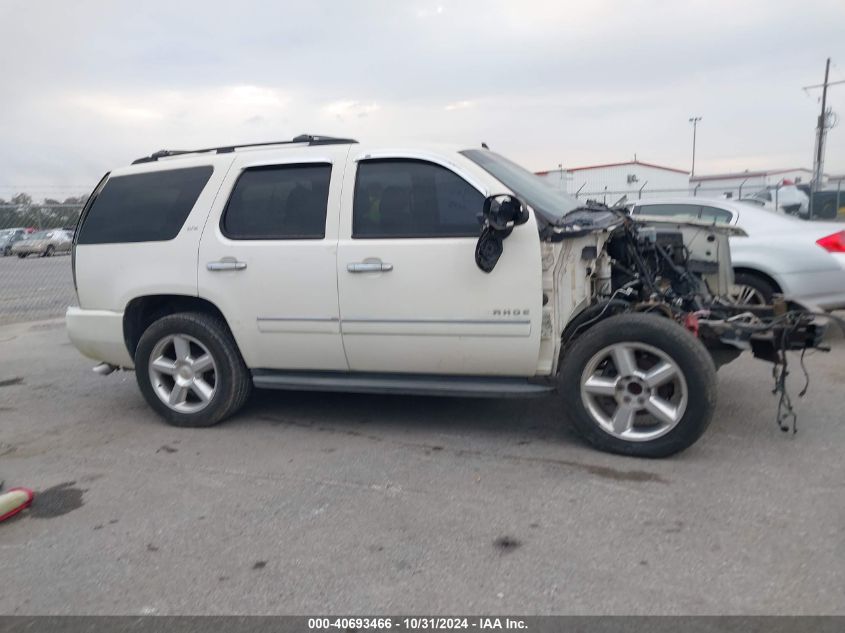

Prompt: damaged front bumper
[696,298,829,365]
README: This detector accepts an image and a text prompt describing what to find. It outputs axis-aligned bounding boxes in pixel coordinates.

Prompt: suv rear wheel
[559,313,717,458]
[135,312,252,427]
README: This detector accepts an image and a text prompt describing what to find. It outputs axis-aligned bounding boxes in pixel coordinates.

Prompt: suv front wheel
[135,312,252,427]
[559,313,717,458]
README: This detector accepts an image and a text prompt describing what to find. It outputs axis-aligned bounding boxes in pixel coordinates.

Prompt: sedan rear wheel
[730,272,775,306]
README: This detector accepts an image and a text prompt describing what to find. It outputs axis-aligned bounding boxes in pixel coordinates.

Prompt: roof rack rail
[131,134,358,164]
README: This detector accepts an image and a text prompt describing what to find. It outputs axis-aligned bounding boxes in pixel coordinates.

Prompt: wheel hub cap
[148,334,218,414]
[580,342,689,442]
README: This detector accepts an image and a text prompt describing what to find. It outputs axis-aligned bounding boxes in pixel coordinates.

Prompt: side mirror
[475,195,529,274]
[482,194,529,231]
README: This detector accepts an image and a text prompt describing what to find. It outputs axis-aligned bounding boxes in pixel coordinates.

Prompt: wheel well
[732,267,782,293]
[123,295,228,358]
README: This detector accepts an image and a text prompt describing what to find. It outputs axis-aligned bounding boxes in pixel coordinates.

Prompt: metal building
[536,160,689,202]
[688,168,819,199]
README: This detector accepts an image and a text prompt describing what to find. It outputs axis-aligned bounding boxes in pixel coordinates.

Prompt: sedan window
[634,204,701,221]
[698,206,734,224]
[635,203,733,225]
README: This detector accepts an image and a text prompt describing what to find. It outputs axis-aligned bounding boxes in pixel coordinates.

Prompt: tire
[732,271,775,305]
[42,245,55,258]
[135,312,252,427]
[16,253,27,259]
[559,313,717,458]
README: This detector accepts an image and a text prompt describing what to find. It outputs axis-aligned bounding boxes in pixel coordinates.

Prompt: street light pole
[689,116,702,178]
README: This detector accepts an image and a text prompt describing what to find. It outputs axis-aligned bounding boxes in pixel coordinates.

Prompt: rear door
[197,148,350,370]
[335,150,542,376]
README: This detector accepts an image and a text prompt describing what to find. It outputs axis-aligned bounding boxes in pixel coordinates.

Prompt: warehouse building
[688,168,818,199]
[536,159,689,202]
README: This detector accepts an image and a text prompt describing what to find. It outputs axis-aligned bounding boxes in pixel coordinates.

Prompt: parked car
[66,135,825,458]
[11,229,73,258]
[739,184,810,217]
[794,185,845,219]
[0,228,28,256]
[629,198,845,309]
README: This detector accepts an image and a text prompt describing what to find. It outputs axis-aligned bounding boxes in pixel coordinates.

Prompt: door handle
[207,259,247,271]
[347,260,393,273]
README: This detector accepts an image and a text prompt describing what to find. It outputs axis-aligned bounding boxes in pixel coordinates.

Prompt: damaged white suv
[67,135,825,457]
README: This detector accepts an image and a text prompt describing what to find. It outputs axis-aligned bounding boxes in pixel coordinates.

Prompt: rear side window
[698,206,733,224]
[77,166,213,244]
[221,164,331,240]
[353,159,484,238]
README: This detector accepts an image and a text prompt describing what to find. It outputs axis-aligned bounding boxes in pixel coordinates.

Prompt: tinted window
[353,159,484,238]
[222,164,331,239]
[77,166,213,244]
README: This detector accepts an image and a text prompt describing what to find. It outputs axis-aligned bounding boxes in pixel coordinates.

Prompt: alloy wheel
[730,284,767,305]
[148,334,218,414]
[580,342,688,442]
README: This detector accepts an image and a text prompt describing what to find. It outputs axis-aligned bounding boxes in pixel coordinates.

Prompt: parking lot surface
[1,317,843,615]
[0,254,74,325]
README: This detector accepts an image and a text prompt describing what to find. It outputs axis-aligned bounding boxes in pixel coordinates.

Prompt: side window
[698,206,733,224]
[353,159,484,238]
[77,166,213,244]
[222,163,331,240]
[635,203,700,221]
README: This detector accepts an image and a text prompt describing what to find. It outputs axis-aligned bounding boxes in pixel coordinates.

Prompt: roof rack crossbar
[131,134,358,164]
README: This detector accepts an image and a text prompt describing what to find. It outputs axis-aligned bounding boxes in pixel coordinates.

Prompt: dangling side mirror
[482,194,529,231]
[475,195,528,274]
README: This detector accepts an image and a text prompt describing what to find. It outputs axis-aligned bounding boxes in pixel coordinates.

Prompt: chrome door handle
[347,260,393,273]
[207,260,247,271]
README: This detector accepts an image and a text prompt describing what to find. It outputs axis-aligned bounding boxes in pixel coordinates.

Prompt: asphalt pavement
[0,317,843,615]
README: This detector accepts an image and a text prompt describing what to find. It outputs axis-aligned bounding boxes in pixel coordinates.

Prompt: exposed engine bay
[528,203,833,432]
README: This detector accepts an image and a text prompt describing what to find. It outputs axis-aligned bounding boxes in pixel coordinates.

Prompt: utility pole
[689,116,702,178]
[813,58,831,196]
[804,58,844,217]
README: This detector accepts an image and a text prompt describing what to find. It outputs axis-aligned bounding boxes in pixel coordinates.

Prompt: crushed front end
[540,204,834,429]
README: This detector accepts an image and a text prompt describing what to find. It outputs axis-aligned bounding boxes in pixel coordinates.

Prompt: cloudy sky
[1,0,844,199]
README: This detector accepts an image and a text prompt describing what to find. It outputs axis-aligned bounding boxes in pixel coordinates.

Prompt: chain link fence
[0,196,86,325]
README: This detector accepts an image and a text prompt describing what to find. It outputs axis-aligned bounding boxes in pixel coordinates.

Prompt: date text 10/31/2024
[308,618,528,630]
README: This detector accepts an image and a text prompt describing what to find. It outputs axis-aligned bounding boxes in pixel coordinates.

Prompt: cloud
[321,101,381,121]
[1,0,844,195]
[445,100,475,111]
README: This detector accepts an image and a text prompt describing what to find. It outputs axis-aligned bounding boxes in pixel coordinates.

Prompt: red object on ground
[0,487,34,522]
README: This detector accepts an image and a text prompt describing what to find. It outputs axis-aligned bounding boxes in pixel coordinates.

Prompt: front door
[336,153,542,376]
[198,149,350,371]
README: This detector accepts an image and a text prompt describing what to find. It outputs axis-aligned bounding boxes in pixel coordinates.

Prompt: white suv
[66,135,823,457]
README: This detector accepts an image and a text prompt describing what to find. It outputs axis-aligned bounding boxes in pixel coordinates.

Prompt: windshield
[461,149,581,223]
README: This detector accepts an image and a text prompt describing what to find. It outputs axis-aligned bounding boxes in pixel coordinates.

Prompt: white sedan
[629,197,845,310]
